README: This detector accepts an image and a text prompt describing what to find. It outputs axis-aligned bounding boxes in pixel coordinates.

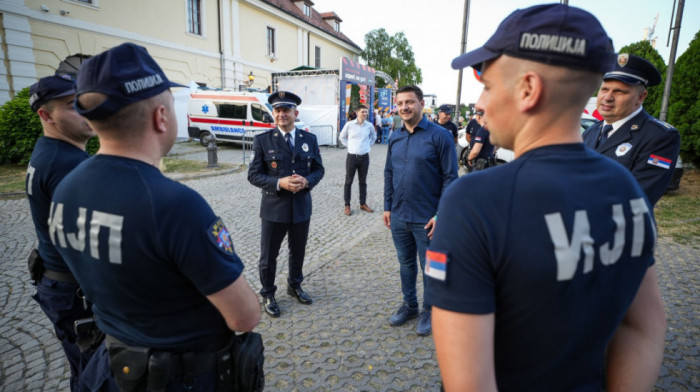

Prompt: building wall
[0,0,360,105]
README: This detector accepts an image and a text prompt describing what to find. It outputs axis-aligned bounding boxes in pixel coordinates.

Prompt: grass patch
[0,158,236,195]
[655,167,700,246]
[0,163,26,193]
[160,157,235,173]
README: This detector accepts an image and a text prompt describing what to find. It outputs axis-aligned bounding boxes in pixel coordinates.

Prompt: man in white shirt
[339,104,377,215]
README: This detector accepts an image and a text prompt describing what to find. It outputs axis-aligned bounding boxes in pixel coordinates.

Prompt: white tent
[273,70,340,146]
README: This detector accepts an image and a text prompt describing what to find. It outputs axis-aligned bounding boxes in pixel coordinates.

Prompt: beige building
[0,0,361,104]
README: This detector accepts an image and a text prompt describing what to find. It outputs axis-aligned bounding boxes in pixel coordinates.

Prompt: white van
[187,90,276,146]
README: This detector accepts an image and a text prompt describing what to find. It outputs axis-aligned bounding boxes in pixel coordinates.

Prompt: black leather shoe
[287,286,313,304]
[263,296,280,317]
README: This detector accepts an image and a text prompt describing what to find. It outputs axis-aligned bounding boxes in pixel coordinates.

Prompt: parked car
[295,118,310,132]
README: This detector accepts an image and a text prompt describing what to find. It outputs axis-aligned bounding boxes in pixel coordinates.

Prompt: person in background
[248,91,325,318]
[375,109,384,143]
[383,85,458,337]
[436,104,459,144]
[430,4,666,391]
[26,74,97,392]
[391,109,402,140]
[582,54,680,206]
[466,115,496,172]
[339,104,376,216]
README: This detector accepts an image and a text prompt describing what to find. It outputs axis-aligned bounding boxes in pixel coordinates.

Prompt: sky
[310,0,700,107]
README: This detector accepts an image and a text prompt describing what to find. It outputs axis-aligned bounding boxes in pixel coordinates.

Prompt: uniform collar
[606,105,644,133]
[278,127,296,139]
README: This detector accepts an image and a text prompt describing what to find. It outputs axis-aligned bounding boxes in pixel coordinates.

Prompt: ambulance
[187,90,276,146]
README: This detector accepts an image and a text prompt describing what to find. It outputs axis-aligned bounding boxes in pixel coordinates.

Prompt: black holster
[27,249,44,285]
[231,332,265,392]
[108,341,151,392]
[74,318,105,353]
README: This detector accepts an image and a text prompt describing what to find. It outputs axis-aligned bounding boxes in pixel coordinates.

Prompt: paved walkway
[0,141,697,391]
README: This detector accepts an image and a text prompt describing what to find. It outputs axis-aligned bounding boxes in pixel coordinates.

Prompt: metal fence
[309,125,337,148]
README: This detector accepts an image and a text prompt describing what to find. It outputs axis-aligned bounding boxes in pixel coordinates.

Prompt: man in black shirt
[436,104,458,144]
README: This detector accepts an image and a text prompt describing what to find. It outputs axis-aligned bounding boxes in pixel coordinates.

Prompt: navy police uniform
[247,92,324,304]
[582,54,681,206]
[437,4,660,390]
[436,104,458,142]
[427,145,657,390]
[51,43,247,392]
[469,126,495,171]
[26,95,95,390]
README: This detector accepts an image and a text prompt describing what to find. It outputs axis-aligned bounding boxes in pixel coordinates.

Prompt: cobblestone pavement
[1,141,697,391]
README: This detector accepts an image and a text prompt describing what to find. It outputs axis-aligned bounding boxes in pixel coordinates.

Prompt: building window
[187,0,202,35]
[75,0,93,3]
[314,46,321,68]
[267,27,276,57]
[303,3,310,17]
[334,21,340,32]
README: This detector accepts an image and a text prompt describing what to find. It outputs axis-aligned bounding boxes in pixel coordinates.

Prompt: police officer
[582,54,680,206]
[248,91,325,318]
[26,74,97,391]
[49,43,261,391]
[466,113,495,172]
[436,104,458,144]
[430,4,666,390]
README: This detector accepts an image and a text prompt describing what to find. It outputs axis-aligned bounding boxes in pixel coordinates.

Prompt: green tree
[361,28,423,87]
[617,41,667,118]
[668,30,700,167]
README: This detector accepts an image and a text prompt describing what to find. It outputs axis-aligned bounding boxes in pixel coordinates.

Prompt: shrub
[0,88,42,165]
[0,87,99,165]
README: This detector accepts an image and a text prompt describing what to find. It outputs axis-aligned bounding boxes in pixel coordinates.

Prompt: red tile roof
[261,0,361,51]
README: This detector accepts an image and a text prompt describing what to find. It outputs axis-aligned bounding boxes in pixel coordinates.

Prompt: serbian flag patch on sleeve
[425,250,447,281]
[647,154,672,169]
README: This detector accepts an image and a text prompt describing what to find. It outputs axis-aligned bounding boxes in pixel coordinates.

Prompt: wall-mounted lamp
[248,71,255,87]
[60,9,70,15]
[41,5,50,12]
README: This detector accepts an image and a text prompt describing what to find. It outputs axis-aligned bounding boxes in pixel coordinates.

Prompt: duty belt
[43,269,78,284]
[106,334,225,376]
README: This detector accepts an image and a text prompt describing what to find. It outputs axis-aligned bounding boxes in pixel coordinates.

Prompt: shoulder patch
[208,217,235,256]
[425,249,448,281]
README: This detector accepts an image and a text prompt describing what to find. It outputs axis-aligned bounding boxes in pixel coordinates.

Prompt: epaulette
[650,118,677,131]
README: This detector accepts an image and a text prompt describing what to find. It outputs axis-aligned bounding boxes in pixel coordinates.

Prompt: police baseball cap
[438,104,453,114]
[451,4,615,74]
[75,42,185,120]
[29,75,76,112]
[603,54,661,87]
[268,91,302,109]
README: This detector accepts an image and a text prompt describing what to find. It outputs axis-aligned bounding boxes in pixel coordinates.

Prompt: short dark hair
[356,104,368,110]
[396,85,423,101]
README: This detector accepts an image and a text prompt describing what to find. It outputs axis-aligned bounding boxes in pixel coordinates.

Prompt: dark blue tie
[596,124,613,148]
[285,132,293,151]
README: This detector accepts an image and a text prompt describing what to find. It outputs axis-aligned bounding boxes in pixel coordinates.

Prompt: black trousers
[344,153,369,206]
[259,219,310,298]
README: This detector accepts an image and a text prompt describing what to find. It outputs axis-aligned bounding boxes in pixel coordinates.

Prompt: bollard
[205,135,219,168]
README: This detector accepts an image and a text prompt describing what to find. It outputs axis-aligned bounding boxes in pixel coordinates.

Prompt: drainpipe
[218,0,225,88]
